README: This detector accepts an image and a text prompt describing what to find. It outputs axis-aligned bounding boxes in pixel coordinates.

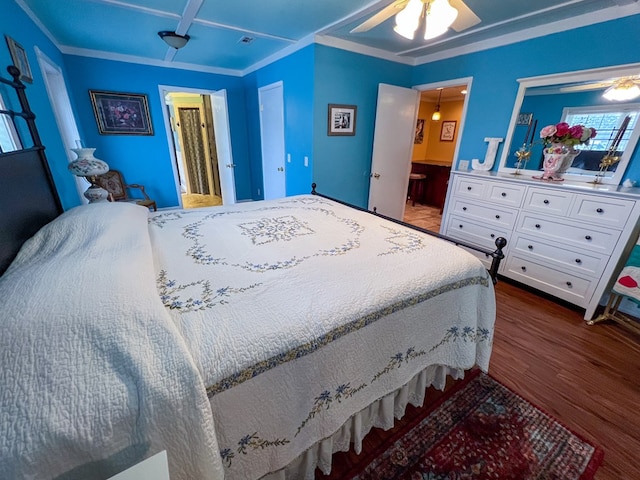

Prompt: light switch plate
[458,160,469,171]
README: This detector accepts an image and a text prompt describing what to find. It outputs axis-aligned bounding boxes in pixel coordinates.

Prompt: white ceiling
[16,0,640,76]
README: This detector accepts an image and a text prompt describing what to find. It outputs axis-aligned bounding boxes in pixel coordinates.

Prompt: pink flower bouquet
[539,122,597,149]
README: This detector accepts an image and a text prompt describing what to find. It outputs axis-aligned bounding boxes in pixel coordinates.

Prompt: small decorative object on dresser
[441,170,640,321]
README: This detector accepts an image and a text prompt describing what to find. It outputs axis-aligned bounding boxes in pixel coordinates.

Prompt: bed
[0,67,506,480]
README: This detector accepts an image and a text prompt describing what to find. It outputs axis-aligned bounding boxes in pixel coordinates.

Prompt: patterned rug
[348,370,603,480]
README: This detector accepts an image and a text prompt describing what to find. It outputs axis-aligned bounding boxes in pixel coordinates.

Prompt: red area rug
[346,370,603,480]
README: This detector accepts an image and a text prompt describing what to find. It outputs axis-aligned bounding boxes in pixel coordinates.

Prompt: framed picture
[5,35,32,83]
[414,118,425,144]
[440,120,457,141]
[328,104,357,136]
[89,90,153,135]
[517,112,533,125]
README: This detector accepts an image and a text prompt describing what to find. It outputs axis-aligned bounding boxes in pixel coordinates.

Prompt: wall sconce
[158,31,190,49]
[432,88,443,121]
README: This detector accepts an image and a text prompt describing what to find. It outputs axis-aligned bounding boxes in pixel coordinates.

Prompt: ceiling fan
[350,0,481,40]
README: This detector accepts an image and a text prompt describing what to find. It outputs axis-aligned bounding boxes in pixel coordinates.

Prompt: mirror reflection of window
[562,105,639,174]
[0,94,22,153]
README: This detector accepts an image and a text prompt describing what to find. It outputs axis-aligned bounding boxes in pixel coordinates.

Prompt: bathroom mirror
[499,63,640,185]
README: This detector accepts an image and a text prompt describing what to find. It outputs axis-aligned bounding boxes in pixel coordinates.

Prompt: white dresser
[441,171,640,320]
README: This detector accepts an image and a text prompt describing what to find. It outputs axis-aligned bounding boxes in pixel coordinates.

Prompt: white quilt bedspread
[0,203,223,480]
[148,195,496,480]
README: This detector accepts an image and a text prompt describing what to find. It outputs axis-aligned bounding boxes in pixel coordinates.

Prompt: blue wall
[411,15,640,183]
[243,45,315,199]
[63,55,252,208]
[1,1,83,209]
[313,46,413,207]
[8,6,640,210]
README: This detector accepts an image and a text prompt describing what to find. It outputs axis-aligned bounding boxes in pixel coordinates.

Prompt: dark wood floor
[317,280,640,480]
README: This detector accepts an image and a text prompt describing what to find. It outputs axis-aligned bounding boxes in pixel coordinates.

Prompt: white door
[259,82,286,199]
[211,90,236,205]
[368,84,420,220]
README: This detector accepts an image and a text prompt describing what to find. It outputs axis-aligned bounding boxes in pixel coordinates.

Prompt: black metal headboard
[0,65,63,276]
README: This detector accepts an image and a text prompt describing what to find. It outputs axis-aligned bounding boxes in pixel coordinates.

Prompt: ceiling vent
[239,36,255,45]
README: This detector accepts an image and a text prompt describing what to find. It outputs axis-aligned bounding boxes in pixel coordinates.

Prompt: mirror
[499,63,640,185]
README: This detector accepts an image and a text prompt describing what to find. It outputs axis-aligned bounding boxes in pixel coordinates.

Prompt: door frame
[158,84,233,207]
[412,76,473,173]
[35,47,87,203]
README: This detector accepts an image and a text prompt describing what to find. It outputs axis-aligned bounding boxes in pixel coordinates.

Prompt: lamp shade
[158,31,190,49]
[68,148,109,177]
[425,0,458,39]
[394,0,423,40]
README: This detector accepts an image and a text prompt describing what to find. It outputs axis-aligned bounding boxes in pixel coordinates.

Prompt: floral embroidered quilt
[148,195,496,480]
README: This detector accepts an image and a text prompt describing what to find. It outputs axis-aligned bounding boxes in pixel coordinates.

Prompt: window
[563,104,639,153]
[0,93,22,153]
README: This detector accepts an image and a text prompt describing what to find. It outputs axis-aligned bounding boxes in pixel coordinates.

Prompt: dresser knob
[459,224,463,228]
[575,259,582,264]
[462,206,467,211]
[521,266,527,272]
[467,186,472,191]
[490,234,495,238]
[501,192,506,197]
[566,281,573,287]
[585,235,592,240]
[596,208,604,213]
[535,224,541,229]
[543,199,549,204]
[495,214,500,219]
[528,245,533,250]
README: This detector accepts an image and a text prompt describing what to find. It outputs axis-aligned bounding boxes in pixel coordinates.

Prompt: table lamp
[68,147,110,203]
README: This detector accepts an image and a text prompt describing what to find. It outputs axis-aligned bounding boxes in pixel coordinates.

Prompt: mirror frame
[499,62,640,185]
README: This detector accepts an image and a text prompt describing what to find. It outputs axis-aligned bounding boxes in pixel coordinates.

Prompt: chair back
[95,170,127,201]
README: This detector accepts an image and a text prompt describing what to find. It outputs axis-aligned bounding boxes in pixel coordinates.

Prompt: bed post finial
[7,65,21,83]
[488,237,507,284]
[311,183,317,195]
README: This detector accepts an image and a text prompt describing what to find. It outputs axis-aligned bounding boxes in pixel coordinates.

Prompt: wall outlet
[458,160,469,171]
[258,188,261,196]
[304,156,309,167]
[287,153,291,163]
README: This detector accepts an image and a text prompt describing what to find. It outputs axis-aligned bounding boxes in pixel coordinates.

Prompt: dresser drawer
[454,177,486,199]
[517,214,620,254]
[523,187,574,216]
[450,199,517,228]
[512,234,608,278]
[484,182,525,207]
[504,254,595,306]
[445,215,509,251]
[570,195,635,228]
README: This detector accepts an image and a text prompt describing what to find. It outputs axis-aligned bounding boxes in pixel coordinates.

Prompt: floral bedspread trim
[205,275,489,397]
[220,328,492,470]
[156,270,262,313]
[219,433,290,468]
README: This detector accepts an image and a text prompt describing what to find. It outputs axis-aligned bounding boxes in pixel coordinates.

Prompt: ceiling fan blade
[449,0,481,32]
[350,0,408,33]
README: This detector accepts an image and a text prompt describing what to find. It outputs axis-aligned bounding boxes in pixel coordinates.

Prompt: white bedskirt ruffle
[263,365,465,480]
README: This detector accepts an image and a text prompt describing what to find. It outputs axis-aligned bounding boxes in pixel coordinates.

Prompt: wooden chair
[95,170,157,211]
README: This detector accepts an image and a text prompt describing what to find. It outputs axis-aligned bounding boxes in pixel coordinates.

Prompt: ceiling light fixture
[158,31,190,49]
[432,88,443,121]
[394,0,458,41]
[602,78,640,102]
